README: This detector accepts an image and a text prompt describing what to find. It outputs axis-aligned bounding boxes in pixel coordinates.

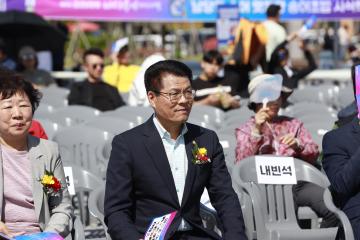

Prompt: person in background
[68,48,125,111]
[348,44,360,66]
[17,46,54,88]
[103,37,140,93]
[267,33,317,106]
[263,4,287,62]
[322,65,360,239]
[128,53,166,107]
[338,22,351,62]
[0,39,16,71]
[193,50,240,110]
[235,74,338,228]
[29,120,48,140]
[0,71,73,238]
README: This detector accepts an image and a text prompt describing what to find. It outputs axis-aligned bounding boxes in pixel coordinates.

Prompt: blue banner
[2,0,360,21]
[239,0,360,20]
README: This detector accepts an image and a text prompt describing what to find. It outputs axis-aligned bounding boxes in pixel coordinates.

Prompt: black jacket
[323,117,360,239]
[67,80,125,111]
[104,117,247,240]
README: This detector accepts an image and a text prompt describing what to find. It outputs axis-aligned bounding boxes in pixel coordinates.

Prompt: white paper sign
[255,156,297,184]
[63,167,76,195]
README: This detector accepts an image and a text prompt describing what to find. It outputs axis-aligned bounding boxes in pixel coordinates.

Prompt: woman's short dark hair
[248,102,257,111]
[0,69,42,113]
[144,60,193,93]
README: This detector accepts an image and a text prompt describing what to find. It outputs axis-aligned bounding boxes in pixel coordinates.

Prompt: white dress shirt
[153,117,192,231]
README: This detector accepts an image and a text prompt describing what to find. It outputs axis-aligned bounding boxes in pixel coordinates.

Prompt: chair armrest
[88,186,111,239]
[200,203,218,230]
[95,146,108,179]
[323,188,354,240]
[72,216,85,240]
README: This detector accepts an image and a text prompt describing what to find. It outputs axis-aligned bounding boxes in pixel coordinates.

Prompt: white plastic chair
[88,185,111,240]
[40,86,69,107]
[190,105,225,128]
[217,133,237,171]
[35,118,63,140]
[34,103,56,119]
[46,105,101,127]
[102,106,153,125]
[84,116,135,135]
[53,126,114,177]
[64,163,103,228]
[232,156,353,240]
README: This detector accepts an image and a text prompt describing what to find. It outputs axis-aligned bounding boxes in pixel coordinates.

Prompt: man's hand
[205,94,221,106]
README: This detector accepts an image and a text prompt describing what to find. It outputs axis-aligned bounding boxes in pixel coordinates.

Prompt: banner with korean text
[239,0,360,20]
[2,0,360,21]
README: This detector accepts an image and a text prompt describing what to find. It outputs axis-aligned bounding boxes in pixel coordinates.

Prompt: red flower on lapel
[39,169,63,196]
[192,141,211,164]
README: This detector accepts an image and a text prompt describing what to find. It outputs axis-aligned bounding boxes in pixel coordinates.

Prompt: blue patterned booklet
[0,232,63,240]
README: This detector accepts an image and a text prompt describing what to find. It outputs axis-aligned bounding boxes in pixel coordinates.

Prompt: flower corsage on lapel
[192,141,211,164]
[39,169,63,196]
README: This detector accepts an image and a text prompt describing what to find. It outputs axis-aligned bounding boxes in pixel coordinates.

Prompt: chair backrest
[285,102,336,118]
[54,126,114,176]
[35,118,63,140]
[34,103,56,119]
[40,86,69,107]
[337,85,354,109]
[225,108,253,124]
[190,105,225,128]
[47,105,101,127]
[232,156,330,237]
[64,163,104,191]
[187,118,218,132]
[85,116,135,135]
[217,133,237,171]
[288,85,336,106]
[102,106,153,125]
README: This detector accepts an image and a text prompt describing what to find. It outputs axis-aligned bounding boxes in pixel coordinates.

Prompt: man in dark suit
[105,60,247,239]
[322,65,359,238]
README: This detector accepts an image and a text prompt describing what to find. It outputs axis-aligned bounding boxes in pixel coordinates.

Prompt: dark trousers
[293,181,339,228]
[172,228,218,240]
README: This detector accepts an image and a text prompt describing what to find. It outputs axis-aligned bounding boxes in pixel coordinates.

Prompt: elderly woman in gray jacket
[0,70,73,238]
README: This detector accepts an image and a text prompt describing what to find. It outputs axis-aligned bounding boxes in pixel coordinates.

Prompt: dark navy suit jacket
[323,117,360,239]
[104,117,247,240]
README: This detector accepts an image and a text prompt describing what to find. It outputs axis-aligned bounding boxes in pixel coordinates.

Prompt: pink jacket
[235,116,319,165]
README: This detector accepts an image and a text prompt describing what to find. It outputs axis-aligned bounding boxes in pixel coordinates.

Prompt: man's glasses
[154,89,196,103]
[91,63,105,70]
